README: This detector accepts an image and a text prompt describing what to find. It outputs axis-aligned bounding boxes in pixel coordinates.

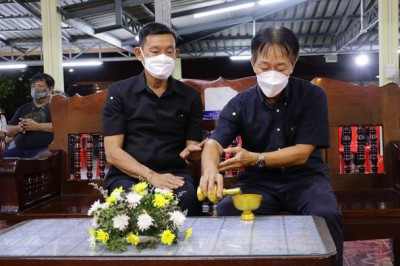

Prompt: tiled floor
[0,220,394,265]
[344,239,392,266]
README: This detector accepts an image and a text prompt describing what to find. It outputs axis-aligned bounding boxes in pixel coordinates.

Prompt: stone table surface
[0,215,336,259]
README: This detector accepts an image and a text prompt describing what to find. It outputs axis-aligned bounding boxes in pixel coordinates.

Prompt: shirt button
[277,128,280,132]
[276,109,280,112]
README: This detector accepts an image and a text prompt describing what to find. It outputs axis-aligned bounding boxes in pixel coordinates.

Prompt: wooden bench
[1,76,400,265]
[0,91,106,224]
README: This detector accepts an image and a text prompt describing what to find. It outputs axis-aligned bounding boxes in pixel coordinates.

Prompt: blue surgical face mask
[31,88,49,100]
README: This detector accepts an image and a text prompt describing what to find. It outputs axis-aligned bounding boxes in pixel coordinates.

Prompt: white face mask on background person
[257,70,289,98]
[140,48,175,80]
[31,88,49,101]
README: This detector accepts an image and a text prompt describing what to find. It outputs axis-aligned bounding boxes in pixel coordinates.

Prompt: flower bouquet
[87,182,192,252]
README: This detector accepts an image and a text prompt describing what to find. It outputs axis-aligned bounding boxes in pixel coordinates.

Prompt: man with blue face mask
[1,73,54,158]
[102,22,204,216]
[200,27,343,266]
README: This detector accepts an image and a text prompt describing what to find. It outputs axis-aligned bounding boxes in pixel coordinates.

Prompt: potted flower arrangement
[87,182,192,252]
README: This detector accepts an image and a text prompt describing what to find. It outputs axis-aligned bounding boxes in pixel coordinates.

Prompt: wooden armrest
[0,149,61,175]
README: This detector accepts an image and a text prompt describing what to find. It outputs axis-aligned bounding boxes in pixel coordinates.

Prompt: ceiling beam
[177,0,308,45]
[59,0,153,19]
[333,1,378,52]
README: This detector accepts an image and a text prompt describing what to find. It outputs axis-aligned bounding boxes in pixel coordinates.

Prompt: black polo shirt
[211,77,330,179]
[9,102,53,149]
[102,72,203,180]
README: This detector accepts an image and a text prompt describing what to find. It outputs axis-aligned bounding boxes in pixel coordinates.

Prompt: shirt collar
[256,84,289,103]
[133,71,186,98]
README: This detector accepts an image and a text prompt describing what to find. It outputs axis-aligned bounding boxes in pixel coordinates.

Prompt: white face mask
[257,70,289,98]
[140,48,175,80]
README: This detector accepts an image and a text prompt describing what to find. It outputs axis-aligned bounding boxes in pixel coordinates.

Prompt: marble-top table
[0,215,336,266]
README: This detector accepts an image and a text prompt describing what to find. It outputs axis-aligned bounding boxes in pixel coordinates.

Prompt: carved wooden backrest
[311,77,400,191]
[49,90,107,194]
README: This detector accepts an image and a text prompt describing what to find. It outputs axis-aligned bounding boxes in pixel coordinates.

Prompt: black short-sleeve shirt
[102,72,203,180]
[211,77,330,178]
[9,102,53,149]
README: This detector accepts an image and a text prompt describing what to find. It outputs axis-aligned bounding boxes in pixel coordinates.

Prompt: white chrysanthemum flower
[110,191,123,201]
[169,210,186,227]
[91,216,99,229]
[88,235,96,248]
[101,202,109,210]
[87,200,102,216]
[126,192,142,209]
[137,213,154,231]
[155,188,171,195]
[112,213,130,231]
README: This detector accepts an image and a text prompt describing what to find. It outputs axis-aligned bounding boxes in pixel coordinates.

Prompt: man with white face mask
[1,73,54,158]
[200,27,343,265]
[102,22,204,216]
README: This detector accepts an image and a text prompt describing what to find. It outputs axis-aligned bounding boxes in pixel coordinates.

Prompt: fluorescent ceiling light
[62,61,103,67]
[230,55,251,61]
[194,3,255,18]
[258,0,284,5]
[355,54,369,67]
[0,64,27,69]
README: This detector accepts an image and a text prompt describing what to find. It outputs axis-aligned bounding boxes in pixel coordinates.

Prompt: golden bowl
[232,194,262,220]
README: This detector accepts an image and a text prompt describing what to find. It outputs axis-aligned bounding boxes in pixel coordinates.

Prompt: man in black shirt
[200,27,343,265]
[2,73,54,158]
[102,22,204,216]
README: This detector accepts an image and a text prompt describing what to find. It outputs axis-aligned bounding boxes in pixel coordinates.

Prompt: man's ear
[291,59,298,74]
[134,47,143,61]
[250,57,257,73]
[174,48,180,58]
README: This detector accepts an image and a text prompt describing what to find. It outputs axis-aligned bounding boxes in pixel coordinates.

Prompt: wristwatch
[256,153,265,168]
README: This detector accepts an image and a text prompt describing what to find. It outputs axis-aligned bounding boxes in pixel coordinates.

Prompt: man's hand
[199,169,224,198]
[179,139,207,161]
[219,146,258,172]
[147,172,185,190]
[19,118,40,132]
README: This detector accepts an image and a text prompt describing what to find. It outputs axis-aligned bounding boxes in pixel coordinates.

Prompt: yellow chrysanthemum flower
[185,228,192,240]
[111,186,124,196]
[126,233,140,246]
[153,194,168,208]
[163,192,174,200]
[106,195,117,204]
[89,229,96,236]
[96,229,109,245]
[134,182,148,194]
[160,229,176,245]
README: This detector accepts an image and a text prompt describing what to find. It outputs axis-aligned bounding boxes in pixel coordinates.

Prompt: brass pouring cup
[232,194,262,220]
[197,185,241,203]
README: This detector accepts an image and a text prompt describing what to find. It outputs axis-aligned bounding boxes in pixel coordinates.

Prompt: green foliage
[0,66,43,120]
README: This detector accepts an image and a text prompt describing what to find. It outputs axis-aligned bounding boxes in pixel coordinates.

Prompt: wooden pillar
[173,58,182,79]
[41,0,64,91]
[154,0,171,27]
[378,0,399,86]
[154,0,182,79]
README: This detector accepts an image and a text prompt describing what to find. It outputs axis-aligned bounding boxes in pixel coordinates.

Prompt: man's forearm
[6,125,20,137]
[38,122,53,133]
[201,139,223,173]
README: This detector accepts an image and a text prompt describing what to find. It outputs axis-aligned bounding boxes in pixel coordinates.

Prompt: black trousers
[107,168,202,216]
[216,173,343,266]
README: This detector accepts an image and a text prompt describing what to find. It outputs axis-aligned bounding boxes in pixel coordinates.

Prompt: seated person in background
[0,108,6,152]
[1,73,55,158]
[200,26,343,266]
[102,22,205,216]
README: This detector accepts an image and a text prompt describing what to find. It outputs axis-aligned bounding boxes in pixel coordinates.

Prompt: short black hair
[251,27,299,64]
[138,22,177,47]
[30,73,55,88]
